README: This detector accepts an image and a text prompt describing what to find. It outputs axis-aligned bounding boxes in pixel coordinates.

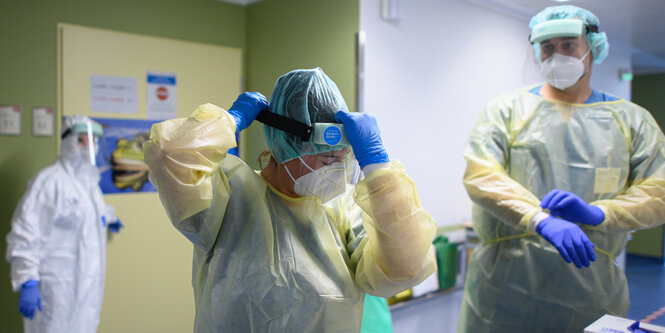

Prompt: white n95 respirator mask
[285,159,348,203]
[540,50,590,90]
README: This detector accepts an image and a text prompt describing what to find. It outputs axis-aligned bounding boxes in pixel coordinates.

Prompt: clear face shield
[256,110,362,203]
[282,148,361,204]
[62,121,108,167]
[523,19,595,89]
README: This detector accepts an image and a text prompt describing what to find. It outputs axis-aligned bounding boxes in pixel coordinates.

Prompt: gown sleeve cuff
[529,211,551,233]
[362,162,390,177]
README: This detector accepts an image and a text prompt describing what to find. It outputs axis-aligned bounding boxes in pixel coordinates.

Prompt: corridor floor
[626,254,665,327]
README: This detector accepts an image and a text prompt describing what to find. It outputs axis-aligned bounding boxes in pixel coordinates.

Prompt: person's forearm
[464,156,542,231]
[593,175,665,232]
[355,162,437,280]
[143,104,236,223]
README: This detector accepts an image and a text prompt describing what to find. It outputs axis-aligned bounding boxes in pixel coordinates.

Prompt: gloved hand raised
[536,216,596,268]
[334,111,389,168]
[19,280,42,320]
[540,189,604,226]
[108,219,124,233]
[228,92,269,134]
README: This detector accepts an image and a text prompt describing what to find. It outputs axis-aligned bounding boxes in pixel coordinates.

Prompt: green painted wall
[633,73,665,128]
[627,73,665,258]
[0,0,246,331]
[243,0,359,169]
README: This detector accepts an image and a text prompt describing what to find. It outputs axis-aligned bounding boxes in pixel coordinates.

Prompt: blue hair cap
[264,68,349,163]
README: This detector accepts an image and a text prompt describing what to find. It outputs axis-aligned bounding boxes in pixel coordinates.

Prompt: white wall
[590,39,633,99]
[360,0,632,227]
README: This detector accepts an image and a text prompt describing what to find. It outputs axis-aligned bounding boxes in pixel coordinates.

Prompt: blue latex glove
[629,321,654,333]
[19,280,42,320]
[540,189,605,226]
[536,216,596,268]
[108,219,124,233]
[334,111,389,168]
[227,92,269,134]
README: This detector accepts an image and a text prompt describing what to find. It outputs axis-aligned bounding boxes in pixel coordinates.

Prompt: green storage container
[433,235,458,290]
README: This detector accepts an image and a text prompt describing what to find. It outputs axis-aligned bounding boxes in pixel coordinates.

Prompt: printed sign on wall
[146,72,177,120]
[0,105,21,135]
[32,107,54,136]
[90,75,138,113]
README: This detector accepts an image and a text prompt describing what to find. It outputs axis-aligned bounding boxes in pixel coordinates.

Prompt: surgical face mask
[540,49,590,90]
[284,158,347,203]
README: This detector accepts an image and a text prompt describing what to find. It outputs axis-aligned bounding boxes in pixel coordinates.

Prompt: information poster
[90,75,138,113]
[92,117,159,194]
[146,72,177,120]
[32,107,54,136]
[0,105,21,135]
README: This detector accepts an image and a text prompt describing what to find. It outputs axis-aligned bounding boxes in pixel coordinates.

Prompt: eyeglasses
[316,148,351,166]
[540,37,587,59]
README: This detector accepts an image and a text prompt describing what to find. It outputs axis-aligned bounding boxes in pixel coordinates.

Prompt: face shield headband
[256,110,350,147]
[529,19,598,45]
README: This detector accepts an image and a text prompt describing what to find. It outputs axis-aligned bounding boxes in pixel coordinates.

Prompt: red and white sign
[33,107,54,136]
[156,86,169,100]
[90,75,138,113]
[147,72,177,120]
[0,105,21,135]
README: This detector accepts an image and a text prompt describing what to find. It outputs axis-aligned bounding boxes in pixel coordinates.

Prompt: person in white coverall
[143,67,437,332]
[6,115,123,333]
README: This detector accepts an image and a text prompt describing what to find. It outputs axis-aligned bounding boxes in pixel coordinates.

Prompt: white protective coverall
[6,116,117,333]
[458,87,665,332]
[143,103,437,332]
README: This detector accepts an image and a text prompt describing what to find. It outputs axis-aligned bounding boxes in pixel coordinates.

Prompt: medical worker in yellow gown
[144,67,437,332]
[458,5,665,333]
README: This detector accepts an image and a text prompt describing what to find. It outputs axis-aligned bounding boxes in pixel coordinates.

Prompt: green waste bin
[433,235,458,290]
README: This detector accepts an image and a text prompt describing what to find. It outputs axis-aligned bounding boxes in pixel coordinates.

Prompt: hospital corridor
[2,0,665,332]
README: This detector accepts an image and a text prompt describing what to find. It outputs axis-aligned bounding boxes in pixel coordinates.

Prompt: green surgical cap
[264,68,349,163]
[529,5,609,64]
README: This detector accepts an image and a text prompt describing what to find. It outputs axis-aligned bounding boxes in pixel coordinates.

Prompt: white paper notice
[594,168,621,194]
[0,105,21,135]
[90,75,138,113]
[146,72,177,120]
[32,107,54,136]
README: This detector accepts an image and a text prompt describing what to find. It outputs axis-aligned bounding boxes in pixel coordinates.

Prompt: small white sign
[146,72,177,120]
[0,105,21,135]
[594,168,622,194]
[90,75,138,113]
[32,107,54,136]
